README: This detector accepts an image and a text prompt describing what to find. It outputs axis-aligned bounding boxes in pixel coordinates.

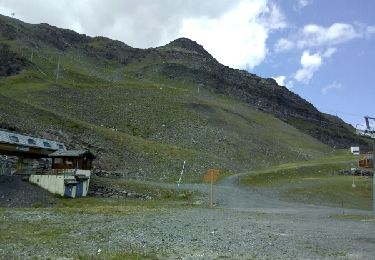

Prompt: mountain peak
[164,37,211,57]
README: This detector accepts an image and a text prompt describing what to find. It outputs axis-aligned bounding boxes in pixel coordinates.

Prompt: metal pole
[373,142,375,216]
[213,181,216,207]
[210,177,213,209]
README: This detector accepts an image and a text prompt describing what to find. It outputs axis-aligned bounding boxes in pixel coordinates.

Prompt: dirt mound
[0,175,57,208]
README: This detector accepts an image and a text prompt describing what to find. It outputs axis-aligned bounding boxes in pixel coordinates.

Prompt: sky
[0,0,374,129]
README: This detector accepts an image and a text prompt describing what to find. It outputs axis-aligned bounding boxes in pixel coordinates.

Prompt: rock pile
[88,182,152,200]
[338,168,373,177]
[92,169,146,180]
[0,155,16,175]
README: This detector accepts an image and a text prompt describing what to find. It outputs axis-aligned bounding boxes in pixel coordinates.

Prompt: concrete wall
[76,169,91,177]
[29,174,66,196]
[29,170,91,198]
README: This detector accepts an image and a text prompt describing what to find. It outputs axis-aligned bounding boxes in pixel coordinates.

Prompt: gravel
[0,175,56,208]
[0,172,374,259]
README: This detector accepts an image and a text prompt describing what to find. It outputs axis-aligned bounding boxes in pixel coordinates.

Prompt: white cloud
[275,22,375,52]
[322,47,336,58]
[300,23,359,47]
[293,47,336,84]
[0,0,239,48]
[178,0,287,68]
[285,80,294,89]
[321,81,342,95]
[273,75,286,86]
[295,0,313,10]
[257,3,288,30]
[273,76,294,89]
[294,50,321,83]
[274,38,294,52]
[0,0,288,69]
[366,24,375,36]
[301,51,322,67]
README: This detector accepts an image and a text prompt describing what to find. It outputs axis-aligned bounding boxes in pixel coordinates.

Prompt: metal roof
[0,129,66,151]
[49,150,94,157]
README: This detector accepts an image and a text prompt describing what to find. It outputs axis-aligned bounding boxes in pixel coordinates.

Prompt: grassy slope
[0,35,330,181]
[241,151,372,210]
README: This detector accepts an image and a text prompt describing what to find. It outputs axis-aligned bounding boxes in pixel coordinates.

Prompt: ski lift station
[355,116,375,139]
[0,129,94,198]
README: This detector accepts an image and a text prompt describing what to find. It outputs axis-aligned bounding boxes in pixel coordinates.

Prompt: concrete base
[29,170,91,198]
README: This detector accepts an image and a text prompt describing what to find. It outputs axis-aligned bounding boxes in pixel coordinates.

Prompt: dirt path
[169,171,369,216]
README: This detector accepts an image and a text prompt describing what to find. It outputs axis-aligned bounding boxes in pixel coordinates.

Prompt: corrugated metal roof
[0,129,66,151]
[49,150,93,157]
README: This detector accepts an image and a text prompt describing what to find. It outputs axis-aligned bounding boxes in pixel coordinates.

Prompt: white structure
[0,129,66,151]
[350,146,360,155]
[29,169,91,198]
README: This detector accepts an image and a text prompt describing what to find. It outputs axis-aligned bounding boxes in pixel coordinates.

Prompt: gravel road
[1,172,374,259]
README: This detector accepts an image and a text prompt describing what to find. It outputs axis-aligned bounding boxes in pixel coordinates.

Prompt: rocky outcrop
[151,38,361,148]
[0,43,29,76]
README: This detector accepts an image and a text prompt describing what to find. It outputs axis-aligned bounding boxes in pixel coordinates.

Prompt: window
[43,141,51,148]
[9,135,19,143]
[54,158,63,164]
[28,138,36,145]
[58,144,64,150]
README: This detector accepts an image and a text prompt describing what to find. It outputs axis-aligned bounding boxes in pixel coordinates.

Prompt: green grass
[241,150,356,185]
[91,176,196,200]
[0,214,71,245]
[0,29,332,181]
[53,197,166,215]
[241,151,372,210]
[0,76,331,181]
[283,174,372,210]
[331,214,375,221]
[215,170,234,182]
[77,251,158,260]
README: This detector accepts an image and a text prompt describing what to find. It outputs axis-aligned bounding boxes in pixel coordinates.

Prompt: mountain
[0,14,365,180]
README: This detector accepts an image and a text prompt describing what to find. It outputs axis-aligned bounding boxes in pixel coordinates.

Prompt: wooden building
[49,150,94,170]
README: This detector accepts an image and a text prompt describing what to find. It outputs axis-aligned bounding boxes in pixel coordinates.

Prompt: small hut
[49,150,94,170]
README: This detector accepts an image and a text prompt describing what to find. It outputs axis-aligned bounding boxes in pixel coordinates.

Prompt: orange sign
[203,169,220,182]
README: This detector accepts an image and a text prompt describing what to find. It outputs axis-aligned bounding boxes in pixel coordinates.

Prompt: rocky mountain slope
[0,14,364,180]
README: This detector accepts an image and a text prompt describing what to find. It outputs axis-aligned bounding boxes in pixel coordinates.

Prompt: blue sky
[252,0,375,129]
[0,0,374,128]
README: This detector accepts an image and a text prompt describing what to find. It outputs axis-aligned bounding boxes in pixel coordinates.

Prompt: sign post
[203,169,220,208]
